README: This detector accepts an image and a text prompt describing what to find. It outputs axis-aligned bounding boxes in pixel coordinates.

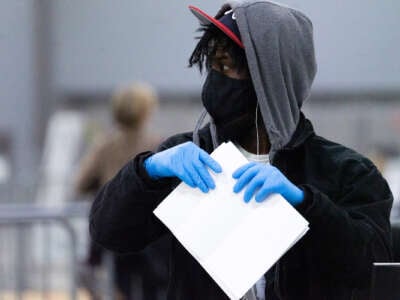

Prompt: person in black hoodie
[89,1,393,299]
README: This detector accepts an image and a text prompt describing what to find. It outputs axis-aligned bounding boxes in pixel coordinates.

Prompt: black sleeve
[297,159,393,287]
[89,133,191,254]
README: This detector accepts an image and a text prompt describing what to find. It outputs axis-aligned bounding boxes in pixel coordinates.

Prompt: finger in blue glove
[145,142,222,193]
[232,162,304,206]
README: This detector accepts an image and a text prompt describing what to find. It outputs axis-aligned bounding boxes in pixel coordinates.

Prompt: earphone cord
[256,102,260,156]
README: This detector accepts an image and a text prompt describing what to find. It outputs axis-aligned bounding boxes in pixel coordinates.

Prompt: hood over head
[230,0,317,153]
[193,1,317,156]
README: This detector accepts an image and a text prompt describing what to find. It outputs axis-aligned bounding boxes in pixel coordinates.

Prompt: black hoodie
[90,114,392,299]
[90,1,392,299]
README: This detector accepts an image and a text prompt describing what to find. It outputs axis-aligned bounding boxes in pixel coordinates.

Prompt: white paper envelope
[154,142,309,299]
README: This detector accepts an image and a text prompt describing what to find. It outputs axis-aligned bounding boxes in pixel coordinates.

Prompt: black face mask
[201,69,258,142]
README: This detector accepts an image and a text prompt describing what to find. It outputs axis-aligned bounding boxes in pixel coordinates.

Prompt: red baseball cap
[189,5,244,49]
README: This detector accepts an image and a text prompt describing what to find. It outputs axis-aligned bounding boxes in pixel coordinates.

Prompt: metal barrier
[0,202,113,300]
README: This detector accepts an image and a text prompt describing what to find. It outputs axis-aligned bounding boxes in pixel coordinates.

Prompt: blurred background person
[75,82,169,300]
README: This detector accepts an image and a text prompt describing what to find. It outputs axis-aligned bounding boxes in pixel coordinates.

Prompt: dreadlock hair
[188,24,248,74]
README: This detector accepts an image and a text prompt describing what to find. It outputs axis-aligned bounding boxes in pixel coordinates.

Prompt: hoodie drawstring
[192,109,219,150]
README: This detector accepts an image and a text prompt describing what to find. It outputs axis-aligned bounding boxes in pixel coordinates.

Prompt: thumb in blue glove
[144,141,222,193]
[232,162,304,206]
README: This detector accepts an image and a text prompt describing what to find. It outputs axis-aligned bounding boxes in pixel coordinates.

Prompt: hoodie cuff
[134,151,176,191]
[294,185,315,216]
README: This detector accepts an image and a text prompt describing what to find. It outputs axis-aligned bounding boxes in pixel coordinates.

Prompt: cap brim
[189,5,244,49]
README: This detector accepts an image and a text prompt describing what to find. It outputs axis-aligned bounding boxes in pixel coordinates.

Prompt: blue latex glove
[144,141,222,193]
[232,162,304,206]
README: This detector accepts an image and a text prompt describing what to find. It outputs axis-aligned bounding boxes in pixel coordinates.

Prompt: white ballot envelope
[153,142,309,299]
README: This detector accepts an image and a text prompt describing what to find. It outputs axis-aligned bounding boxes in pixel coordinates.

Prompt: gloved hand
[232,162,304,206]
[144,141,222,193]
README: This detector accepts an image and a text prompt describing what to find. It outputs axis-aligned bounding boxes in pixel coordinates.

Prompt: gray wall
[0,1,37,186]
[51,0,400,94]
[284,0,400,91]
